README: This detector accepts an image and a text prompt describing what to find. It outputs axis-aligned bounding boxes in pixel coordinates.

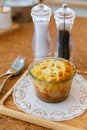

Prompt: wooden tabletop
[0,16,87,130]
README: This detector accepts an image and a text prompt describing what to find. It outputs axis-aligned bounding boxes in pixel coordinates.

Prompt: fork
[0,56,25,78]
[0,56,25,91]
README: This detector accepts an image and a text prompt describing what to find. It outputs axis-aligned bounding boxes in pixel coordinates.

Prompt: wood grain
[0,23,20,37]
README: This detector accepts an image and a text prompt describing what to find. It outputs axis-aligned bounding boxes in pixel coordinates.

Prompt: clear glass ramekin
[28,57,76,103]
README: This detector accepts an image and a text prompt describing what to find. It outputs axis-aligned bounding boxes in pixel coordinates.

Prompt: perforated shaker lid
[54,4,75,20]
[31,4,51,17]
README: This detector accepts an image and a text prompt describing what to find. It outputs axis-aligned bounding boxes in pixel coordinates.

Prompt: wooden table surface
[0,16,87,130]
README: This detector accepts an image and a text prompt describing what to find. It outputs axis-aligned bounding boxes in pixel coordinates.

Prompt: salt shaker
[31,4,51,60]
[54,4,75,60]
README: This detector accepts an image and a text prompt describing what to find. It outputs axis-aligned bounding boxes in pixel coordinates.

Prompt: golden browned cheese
[31,59,74,82]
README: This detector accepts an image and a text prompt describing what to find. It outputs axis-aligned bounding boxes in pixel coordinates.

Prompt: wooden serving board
[0,23,20,36]
[0,70,87,130]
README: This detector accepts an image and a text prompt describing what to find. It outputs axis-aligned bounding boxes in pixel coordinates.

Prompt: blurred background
[43,0,87,17]
[0,0,87,24]
[6,0,87,17]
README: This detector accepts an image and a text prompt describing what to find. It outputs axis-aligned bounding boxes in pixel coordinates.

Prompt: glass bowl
[28,57,76,103]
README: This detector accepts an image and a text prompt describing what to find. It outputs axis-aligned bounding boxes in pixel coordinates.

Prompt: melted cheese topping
[31,59,74,82]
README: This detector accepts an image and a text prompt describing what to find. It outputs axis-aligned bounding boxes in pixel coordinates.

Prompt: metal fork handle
[0,72,10,79]
[0,75,11,92]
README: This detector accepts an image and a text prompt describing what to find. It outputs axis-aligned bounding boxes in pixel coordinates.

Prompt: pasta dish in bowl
[28,57,76,103]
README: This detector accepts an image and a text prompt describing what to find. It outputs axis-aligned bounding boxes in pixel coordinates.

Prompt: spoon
[0,56,25,92]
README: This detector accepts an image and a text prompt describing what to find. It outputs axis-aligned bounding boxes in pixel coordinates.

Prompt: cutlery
[0,56,25,92]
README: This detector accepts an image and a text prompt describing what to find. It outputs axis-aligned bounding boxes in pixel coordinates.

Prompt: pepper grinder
[54,4,75,60]
[31,4,51,60]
